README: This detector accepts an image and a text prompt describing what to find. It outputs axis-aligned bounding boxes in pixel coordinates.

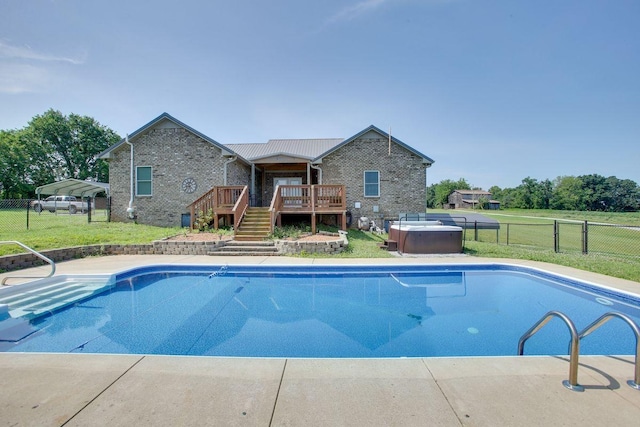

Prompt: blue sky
[1,0,638,190]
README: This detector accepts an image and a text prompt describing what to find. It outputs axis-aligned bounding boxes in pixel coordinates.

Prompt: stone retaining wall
[274,232,348,255]
[0,240,225,273]
[0,235,347,272]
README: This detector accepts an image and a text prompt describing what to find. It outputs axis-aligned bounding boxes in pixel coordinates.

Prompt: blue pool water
[1,264,639,357]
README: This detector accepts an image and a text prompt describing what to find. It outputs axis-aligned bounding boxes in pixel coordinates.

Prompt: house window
[136,166,152,196]
[364,170,380,198]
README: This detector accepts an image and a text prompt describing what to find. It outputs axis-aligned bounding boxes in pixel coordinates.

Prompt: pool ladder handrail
[518,311,583,392]
[578,312,640,390]
[519,310,640,392]
[0,241,56,286]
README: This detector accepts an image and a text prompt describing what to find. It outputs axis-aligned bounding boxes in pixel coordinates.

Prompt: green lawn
[0,209,181,255]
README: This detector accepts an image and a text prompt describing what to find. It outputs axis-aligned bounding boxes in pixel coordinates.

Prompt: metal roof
[35,179,110,197]
[226,138,344,161]
[454,190,492,195]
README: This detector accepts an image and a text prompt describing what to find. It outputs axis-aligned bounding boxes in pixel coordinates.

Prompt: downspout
[223,156,237,186]
[125,134,135,219]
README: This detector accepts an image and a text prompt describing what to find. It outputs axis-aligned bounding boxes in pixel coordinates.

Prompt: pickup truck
[31,196,93,214]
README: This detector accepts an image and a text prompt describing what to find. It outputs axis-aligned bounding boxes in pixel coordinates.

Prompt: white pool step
[0,275,115,320]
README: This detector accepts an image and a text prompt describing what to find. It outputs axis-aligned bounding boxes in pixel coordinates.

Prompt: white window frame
[136,166,153,196]
[364,170,380,198]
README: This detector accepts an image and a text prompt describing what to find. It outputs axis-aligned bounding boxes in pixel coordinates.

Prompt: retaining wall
[0,235,347,272]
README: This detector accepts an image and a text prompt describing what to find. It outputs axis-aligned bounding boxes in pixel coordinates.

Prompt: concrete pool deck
[2,255,640,426]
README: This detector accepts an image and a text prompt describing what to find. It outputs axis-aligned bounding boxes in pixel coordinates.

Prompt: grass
[0,209,181,255]
[1,207,639,282]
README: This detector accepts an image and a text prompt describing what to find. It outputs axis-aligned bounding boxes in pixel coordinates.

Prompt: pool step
[0,276,115,320]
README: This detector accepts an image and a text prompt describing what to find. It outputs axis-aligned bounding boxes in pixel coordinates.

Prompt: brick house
[98,113,434,237]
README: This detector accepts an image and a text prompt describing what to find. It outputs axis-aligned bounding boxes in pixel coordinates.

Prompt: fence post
[474,221,478,241]
[506,223,510,245]
[554,220,559,253]
[26,199,30,230]
[582,220,588,254]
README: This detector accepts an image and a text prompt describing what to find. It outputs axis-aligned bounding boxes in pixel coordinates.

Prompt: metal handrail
[578,311,640,390]
[518,311,583,391]
[0,241,56,286]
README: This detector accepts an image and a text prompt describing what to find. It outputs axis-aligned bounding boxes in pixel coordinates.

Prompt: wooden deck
[270,185,347,232]
[188,185,346,235]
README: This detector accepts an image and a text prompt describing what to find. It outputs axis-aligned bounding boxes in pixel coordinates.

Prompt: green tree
[606,177,640,211]
[429,178,471,208]
[26,109,119,183]
[0,129,34,198]
[551,176,584,210]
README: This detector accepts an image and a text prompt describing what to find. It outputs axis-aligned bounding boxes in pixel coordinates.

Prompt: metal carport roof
[35,179,110,197]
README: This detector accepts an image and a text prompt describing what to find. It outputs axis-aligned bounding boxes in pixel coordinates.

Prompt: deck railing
[188,185,246,229]
[271,185,345,214]
[190,184,345,232]
[270,184,346,231]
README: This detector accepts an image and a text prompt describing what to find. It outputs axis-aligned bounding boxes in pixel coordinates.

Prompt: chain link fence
[0,198,110,233]
[456,217,640,260]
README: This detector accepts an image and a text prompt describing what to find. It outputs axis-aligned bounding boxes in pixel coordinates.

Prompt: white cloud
[0,63,50,94]
[0,40,86,65]
[328,0,389,23]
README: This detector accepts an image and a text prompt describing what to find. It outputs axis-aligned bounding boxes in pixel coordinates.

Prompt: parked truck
[31,196,93,214]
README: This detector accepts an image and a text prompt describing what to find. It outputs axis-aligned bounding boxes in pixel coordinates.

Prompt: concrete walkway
[2,255,640,426]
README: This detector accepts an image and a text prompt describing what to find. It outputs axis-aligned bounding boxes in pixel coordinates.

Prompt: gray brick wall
[320,130,427,223]
[108,127,250,227]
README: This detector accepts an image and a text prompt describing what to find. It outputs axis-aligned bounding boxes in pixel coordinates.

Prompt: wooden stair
[234,207,272,241]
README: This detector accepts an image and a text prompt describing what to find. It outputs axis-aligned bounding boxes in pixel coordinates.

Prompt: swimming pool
[1,264,639,358]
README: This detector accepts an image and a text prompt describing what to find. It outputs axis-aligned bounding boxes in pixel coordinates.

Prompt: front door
[275,178,302,206]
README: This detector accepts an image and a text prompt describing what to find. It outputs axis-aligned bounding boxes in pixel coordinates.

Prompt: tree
[606,176,640,211]
[0,129,33,198]
[551,176,585,210]
[25,109,119,183]
[429,178,471,208]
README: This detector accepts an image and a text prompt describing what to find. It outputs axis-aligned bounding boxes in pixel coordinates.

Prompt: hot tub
[389,223,463,254]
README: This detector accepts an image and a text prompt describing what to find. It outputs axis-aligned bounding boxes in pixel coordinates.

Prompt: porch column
[251,164,256,206]
[307,163,311,185]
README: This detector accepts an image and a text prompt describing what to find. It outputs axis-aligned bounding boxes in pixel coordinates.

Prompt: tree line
[427,175,640,212]
[0,109,120,199]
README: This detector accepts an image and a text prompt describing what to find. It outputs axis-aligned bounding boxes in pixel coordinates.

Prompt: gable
[98,112,245,163]
[313,125,434,166]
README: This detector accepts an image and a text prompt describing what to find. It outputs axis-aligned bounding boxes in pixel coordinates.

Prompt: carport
[34,179,110,222]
